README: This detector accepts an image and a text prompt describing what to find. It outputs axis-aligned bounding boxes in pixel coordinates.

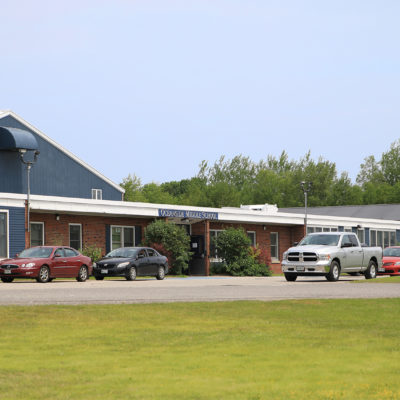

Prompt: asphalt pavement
[0,276,399,305]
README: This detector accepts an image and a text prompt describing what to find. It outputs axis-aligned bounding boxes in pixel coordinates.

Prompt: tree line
[121,140,400,208]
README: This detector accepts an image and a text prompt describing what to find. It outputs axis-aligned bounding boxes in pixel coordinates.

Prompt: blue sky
[1,0,399,185]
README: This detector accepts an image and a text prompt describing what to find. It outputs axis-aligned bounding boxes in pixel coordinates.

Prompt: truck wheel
[326,261,340,282]
[365,260,377,279]
[284,273,297,282]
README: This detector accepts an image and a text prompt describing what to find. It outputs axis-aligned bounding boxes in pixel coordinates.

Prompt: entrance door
[189,235,205,275]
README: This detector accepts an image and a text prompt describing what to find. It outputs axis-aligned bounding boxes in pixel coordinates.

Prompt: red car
[0,246,92,283]
[379,246,400,276]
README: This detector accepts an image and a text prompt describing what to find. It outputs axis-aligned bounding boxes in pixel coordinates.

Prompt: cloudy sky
[1,0,399,185]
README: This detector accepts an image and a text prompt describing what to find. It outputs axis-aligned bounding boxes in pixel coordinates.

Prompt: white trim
[0,111,124,194]
[69,223,82,250]
[0,209,9,259]
[30,221,44,247]
[246,230,256,246]
[270,232,279,261]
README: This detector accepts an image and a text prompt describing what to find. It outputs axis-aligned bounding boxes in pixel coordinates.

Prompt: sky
[1,0,400,186]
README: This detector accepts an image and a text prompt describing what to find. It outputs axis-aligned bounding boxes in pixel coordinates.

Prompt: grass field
[354,275,400,283]
[1,299,400,400]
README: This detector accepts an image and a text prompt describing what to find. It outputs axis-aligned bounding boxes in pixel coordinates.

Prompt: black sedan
[93,247,169,281]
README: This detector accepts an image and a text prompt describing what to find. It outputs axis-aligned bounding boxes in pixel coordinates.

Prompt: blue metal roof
[0,126,38,151]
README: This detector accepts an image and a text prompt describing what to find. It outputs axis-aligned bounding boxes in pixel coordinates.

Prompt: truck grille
[287,252,318,262]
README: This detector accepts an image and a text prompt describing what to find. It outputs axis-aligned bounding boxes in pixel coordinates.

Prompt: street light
[300,181,312,234]
[19,149,40,232]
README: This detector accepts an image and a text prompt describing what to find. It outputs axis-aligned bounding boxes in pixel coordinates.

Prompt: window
[91,189,102,200]
[357,229,365,244]
[0,211,8,258]
[247,231,256,247]
[147,249,156,257]
[30,222,44,247]
[65,248,79,257]
[308,226,339,233]
[370,230,396,248]
[111,226,135,250]
[210,230,223,259]
[69,224,82,250]
[344,228,353,232]
[270,232,279,260]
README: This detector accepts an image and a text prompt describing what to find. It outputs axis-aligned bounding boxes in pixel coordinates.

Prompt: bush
[80,244,103,263]
[210,261,228,275]
[143,220,191,275]
[215,228,271,277]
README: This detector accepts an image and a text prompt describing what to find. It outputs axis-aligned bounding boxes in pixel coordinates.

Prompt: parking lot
[1,275,399,305]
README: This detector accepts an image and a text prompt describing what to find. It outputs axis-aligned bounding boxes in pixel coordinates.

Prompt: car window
[55,248,65,257]
[18,247,53,258]
[138,249,147,258]
[64,248,78,257]
[383,248,400,257]
[341,235,353,247]
[349,235,359,247]
[147,249,156,257]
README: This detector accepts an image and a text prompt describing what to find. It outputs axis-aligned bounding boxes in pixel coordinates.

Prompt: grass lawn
[353,275,400,283]
[1,300,400,400]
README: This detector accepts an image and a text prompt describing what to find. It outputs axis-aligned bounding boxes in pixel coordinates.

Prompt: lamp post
[300,181,312,235]
[19,149,40,232]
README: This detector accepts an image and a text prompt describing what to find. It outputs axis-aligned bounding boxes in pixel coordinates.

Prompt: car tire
[76,266,88,282]
[125,266,137,281]
[156,266,166,280]
[365,260,377,280]
[1,277,14,283]
[326,261,340,282]
[36,266,50,283]
[284,273,297,282]
[94,275,104,281]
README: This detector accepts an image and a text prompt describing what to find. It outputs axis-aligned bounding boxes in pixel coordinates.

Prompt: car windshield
[299,234,340,246]
[18,247,53,258]
[383,248,400,257]
[105,248,138,258]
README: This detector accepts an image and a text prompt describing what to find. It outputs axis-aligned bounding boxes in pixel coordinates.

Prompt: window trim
[69,223,82,250]
[91,189,103,200]
[370,229,396,248]
[209,229,223,261]
[30,222,44,247]
[0,210,9,259]
[270,232,279,262]
[247,231,256,247]
[110,225,135,250]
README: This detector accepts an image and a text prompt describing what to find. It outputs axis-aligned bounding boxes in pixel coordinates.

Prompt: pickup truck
[281,232,382,282]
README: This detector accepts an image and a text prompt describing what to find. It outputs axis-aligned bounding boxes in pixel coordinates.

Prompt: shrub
[80,244,103,263]
[143,220,191,275]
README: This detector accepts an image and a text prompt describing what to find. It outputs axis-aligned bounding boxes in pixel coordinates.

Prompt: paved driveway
[0,276,399,305]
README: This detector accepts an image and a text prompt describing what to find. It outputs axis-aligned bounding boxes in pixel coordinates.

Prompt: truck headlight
[319,255,331,261]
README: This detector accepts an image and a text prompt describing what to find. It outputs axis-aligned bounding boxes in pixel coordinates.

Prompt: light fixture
[55,214,60,221]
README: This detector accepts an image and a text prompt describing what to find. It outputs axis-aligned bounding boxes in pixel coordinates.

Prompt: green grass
[353,275,400,283]
[1,300,400,399]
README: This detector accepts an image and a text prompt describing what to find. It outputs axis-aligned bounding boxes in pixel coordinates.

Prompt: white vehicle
[281,232,383,282]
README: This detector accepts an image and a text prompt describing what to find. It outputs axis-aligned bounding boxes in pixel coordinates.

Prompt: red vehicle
[0,246,92,283]
[378,246,400,276]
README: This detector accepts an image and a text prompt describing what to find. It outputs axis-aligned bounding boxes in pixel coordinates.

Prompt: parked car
[93,247,168,281]
[0,246,92,283]
[282,232,382,282]
[378,246,400,276]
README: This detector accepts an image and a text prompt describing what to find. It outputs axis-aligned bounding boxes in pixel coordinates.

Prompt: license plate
[296,266,305,272]
[4,269,11,274]
[101,269,108,274]
[378,268,385,272]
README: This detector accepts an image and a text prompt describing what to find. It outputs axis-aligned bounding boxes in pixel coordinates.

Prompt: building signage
[158,208,219,220]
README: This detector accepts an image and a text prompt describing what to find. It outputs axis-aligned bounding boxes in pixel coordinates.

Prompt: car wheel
[284,273,297,282]
[1,277,14,283]
[76,266,88,282]
[365,260,377,279]
[94,275,104,281]
[36,266,50,283]
[326,261,340,282]
[125,266,137,281]
[156,266,165,280]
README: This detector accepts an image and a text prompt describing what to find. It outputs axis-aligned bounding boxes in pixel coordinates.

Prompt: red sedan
[0,246,92,283]
[378,246,400,276]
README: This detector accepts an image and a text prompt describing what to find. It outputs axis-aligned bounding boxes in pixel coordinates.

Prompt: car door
[63,247,81,277]
[348,235,363,271]
[146,248,158,275]
[52,248,68,277]
[136,249,150,276]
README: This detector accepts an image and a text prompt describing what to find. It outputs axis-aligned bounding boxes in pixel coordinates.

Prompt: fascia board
[0,111,124,194]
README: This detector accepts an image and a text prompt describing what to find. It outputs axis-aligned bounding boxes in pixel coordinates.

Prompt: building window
[111,226,134,250]
[30,222,44,247]
[0,211,8,258]
[370,230,396,248]
[270,232,279,261]
[247,231,256,247]
[308,226,339,233]
[210,230,223,259]
[357,229,365,245]
[69,224,82,250]
[91,189,102,200]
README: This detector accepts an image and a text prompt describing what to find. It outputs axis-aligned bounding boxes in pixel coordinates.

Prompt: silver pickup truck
[281,232,382,282]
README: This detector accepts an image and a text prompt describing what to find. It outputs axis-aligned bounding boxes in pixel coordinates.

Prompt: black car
[93,247,168,281]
